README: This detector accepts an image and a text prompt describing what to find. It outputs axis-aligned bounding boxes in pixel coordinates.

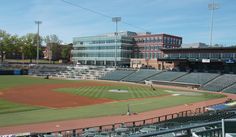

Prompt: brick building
[131,34,182,69]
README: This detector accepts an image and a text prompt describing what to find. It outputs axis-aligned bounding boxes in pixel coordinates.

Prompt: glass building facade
[72,33,135,66]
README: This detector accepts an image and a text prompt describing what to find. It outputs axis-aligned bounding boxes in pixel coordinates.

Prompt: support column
[104,60,106,65]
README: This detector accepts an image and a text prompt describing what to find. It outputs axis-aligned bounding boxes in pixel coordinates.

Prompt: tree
[5,35,20,59]
[44,34,62,44]
[61,44,72,61]
[21,33,37,63]
[0,29,11,62]
[44,34,62,62]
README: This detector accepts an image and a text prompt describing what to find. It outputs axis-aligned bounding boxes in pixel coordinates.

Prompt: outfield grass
[0,76,76,90]
[55,86,169,100]
[0,99,42,115]
[0,76,225,127]
[0,93,224,127]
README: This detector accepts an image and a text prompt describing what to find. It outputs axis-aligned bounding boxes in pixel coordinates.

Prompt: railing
[194,127,222,137]
[32,104,236,136]
[34,108,209,136]
[159,56,236,61]
[130,121,222,137]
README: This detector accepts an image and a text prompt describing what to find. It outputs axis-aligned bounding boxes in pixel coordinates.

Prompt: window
[145,52,148,59]
[200,53,209,58]
[211,53,221,59]
[153,53,157,59]
[222,53,234,59]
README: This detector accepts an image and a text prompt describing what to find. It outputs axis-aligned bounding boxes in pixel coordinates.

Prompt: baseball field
[0,76,225,127]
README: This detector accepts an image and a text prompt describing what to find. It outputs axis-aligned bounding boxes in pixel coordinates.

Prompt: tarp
[207,104,229,111]
[225,101,236,107]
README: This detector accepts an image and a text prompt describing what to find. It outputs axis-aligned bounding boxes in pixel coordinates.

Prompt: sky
[0,0,236,46]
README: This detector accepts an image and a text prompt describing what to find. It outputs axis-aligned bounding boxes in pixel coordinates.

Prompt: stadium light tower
[208,0,219,47]
[35,21,42,64]
[0,36,3,63]
[112,17,121,67]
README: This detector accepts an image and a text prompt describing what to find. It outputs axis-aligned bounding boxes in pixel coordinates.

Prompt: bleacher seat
[201,74,236,92]
[223,83,236,94]
[122,69,161,82]
[174,72,219,85]
[147,71,187,81]
[100,70,135,81]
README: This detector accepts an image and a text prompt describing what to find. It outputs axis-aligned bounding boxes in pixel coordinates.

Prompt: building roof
[133,33,182,39]
[161,46,236,52]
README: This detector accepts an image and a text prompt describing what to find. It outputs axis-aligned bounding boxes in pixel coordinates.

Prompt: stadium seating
[201,74,236,92]
[30,65,111,80]
[30,65,236,94]
[99,69,136,81]
[30,65,68,77]
[223,83,236,94]
[122,69,161,82]
[174,72,220,85]
[147,71,187,81]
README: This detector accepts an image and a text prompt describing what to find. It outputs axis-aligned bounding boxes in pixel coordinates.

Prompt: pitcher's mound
[109,89,128,93]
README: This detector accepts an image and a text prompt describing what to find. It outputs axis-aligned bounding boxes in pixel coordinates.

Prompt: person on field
[150,84,155,91]
[44,75,49,79]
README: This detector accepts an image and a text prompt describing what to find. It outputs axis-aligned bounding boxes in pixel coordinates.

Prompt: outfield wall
[0,69,28,75]
[151,80,201,89]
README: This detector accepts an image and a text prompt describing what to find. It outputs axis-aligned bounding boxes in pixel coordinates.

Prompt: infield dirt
[0,82,113,108]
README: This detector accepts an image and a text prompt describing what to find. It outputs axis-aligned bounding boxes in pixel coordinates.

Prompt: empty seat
[147,71,187,81]
[174,72,219,85]
[122,69,161,82]
[201,74,236,92]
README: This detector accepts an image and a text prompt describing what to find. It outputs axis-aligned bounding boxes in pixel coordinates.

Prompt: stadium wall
[0,69,28,75]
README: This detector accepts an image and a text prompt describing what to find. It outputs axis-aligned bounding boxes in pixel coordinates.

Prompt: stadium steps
[201,74,236,92]
[143,71,164,80]
[170,72,190,82]
[174,72,220,86]
[100,70,136,81]
[200,74,223,89]
[222,82,236,93]
[120,70,137,81]
[139,70,163,83]
[122,69,163,83]
[147,71,188,82]
[201,73,221,85]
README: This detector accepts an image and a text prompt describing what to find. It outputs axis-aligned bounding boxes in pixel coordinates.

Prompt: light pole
[35,21,42,64]
[112,17,121,67]
[48,43,52,64]
[0,36,3,63]
[21,46,25,64]
[208,0,219,47]
[21,40,25,64]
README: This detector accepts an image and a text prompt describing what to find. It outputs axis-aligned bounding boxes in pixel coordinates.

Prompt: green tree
[44,34,62,44]
[61,45,72,61]
[18,37,28,61]
[21,33,37,63]
[0,29,11,62]
[44,34,62,62]
[5,35,20,59]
